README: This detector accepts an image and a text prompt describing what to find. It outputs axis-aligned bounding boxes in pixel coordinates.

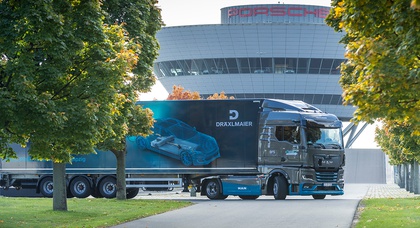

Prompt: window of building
[155,58,345,76]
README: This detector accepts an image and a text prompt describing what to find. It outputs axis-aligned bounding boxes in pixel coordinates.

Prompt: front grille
[316,172,338,182]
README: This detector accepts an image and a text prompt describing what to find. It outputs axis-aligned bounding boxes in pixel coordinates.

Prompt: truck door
[260,125,301,165]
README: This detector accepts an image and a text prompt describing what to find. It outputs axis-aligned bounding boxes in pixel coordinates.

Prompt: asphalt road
[113,184,369,228]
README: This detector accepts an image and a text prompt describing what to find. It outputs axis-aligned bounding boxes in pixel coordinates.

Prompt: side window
[275,126,300,144]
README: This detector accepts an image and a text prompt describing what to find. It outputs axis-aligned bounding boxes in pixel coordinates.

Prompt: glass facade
[154,57,344,78]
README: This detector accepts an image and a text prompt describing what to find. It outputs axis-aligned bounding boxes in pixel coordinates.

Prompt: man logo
[229,110,239,120]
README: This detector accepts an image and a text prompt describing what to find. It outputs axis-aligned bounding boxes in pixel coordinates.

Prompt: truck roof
[262,99,323,113]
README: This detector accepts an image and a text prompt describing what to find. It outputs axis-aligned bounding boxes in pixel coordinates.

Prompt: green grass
[356,197,420,228]
[0,197,192,228]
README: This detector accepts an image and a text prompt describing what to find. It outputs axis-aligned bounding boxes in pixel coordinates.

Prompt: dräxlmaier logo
[216,109,253,127]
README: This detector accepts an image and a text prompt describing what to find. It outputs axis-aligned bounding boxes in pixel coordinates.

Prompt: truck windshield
[306,126,343,149]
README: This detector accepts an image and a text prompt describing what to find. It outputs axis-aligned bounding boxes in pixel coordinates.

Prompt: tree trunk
[113,150,126,200]
[53,162,68,211]
[414,161,420,194]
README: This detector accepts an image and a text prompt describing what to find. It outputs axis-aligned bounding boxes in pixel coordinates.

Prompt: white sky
[157,0,332,27]
[140,0,379,148]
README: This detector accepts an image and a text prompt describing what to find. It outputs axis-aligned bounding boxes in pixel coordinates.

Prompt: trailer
[1,99,345,200]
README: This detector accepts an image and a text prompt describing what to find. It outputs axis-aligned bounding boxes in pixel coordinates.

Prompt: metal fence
[394,162,420,194]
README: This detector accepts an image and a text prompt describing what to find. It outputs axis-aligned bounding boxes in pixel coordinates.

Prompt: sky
[157,0,332,27]
[139,0,379,148]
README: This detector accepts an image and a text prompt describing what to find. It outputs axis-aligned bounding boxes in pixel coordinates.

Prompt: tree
[167,85,201,100]
[207,91,235,100]
[375,120,420,164]
[167,85,235,100]
[326,0,420,163]
[102,0,162,94]
[95,0,163,200]
[0,0,144,210]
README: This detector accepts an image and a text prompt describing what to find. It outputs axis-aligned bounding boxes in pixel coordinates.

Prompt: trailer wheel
[312,194,326,200]
[126,188,140,199]
[39,177,54,198]
[180,151,193,166]
[273,176,288,200]
[205,179,223,200]
[239,195,259,200]
[70,176,91,198]
[98,176,116,198]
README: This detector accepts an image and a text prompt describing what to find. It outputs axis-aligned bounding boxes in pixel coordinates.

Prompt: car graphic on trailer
[136,118,220,166]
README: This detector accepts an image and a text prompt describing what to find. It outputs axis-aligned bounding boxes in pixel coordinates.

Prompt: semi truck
[0,99,345,200]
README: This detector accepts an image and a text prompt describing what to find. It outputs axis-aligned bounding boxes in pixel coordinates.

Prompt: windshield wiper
[308,143,325,149]
[326,143,342,149]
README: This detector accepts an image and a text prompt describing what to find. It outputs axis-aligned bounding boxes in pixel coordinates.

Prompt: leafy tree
[167,85,201,100]
[0,0,152,210]
[102,0,162,94]
[207,91,235,100]
[326,0,420,163]
[375,120,420,164]
[412,0,420,9]
[167,85,235,100]
[96,0,163,200]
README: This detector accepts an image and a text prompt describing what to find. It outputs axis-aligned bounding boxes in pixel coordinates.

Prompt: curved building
[153,4,355,121]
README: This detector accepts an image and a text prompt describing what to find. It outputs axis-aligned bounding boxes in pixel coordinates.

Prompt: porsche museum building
[153,4,356,121]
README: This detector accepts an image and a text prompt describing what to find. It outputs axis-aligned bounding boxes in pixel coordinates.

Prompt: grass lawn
[0,197,192,227]
[356,197,420,227]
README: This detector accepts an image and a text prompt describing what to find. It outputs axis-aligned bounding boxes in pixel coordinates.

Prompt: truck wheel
[180,151,193,166]
[239,195,259,200]
[70,176,91,198]
[126,188,140,199]
[273,176,288,200]
[39,177,54,198]
[98,176,116,198]
[205,179,223,200]
[312,194,326,200]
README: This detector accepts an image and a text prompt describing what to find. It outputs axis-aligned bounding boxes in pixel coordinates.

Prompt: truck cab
[257,99,345,199]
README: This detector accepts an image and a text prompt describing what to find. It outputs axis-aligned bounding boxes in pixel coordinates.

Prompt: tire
[39,177,54,198]
[126,188,140,199]
[312,194,326,200]
[273,176,288,200]
[205,179,223,200]
[239,195,259,200]
[70,176,92,198]
[180,151,193,166]
[98,177,117,198]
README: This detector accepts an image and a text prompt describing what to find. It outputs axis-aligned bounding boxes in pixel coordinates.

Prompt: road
[113,184,369,228]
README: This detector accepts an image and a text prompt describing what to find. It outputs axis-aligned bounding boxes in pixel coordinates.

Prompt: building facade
[153,4,355,120]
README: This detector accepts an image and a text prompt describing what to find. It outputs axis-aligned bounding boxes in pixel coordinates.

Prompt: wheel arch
[266,170,289,195]
[200,177,223,196]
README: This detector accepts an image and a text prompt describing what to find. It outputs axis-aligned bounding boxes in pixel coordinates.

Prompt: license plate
[323,183,333,187]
